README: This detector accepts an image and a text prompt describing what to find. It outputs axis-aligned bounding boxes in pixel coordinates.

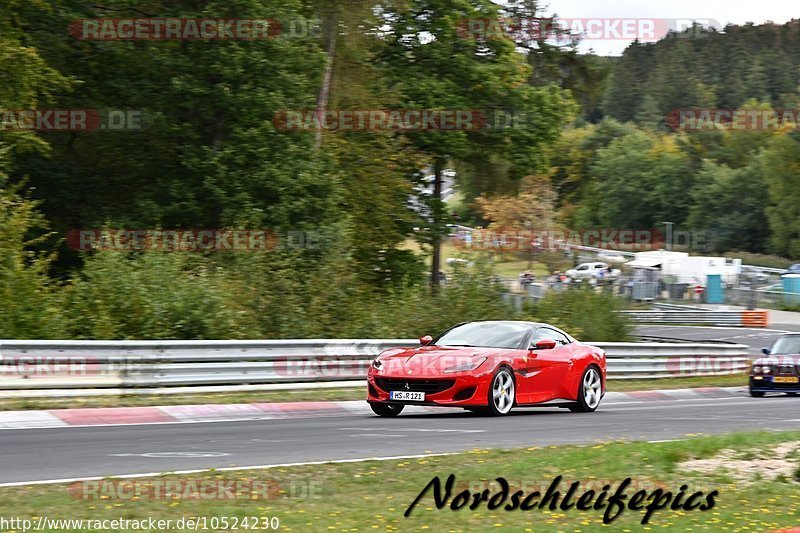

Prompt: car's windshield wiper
[444,344,481,347]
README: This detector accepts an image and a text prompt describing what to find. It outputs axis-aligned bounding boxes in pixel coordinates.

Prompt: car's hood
[754,355,800,366]
[375,345,510,377]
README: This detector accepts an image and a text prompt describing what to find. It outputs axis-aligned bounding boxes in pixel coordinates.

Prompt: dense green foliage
[533,287,631,342]
[602,22,800,124]
[2,2,800,340]
[0,0,606,339]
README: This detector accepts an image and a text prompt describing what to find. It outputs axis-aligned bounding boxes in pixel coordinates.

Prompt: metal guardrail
[597,342,750,379]
[652,303,709,311]
[0,339,751,390]
[742,264,785,275]
[619,310,768,327]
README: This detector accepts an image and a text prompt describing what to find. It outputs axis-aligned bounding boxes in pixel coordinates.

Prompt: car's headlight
[752,365,762,374]
[372,358,383,370]
[443,357,487,374]
[762,366,771,373]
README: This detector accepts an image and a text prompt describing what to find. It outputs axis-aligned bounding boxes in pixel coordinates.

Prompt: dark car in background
[750,334,800,397]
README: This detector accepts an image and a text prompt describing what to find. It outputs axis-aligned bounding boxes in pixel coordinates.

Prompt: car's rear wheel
[569,366,602,413]
[487,367,515,416]
[370,403,404,417]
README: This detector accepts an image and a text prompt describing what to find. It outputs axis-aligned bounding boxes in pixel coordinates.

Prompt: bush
[531,286,631,341]
[722,251,792,269]
[0,184,68,338]
[349,261,518,338]
[65,253,243,339]
[61,249,520,340]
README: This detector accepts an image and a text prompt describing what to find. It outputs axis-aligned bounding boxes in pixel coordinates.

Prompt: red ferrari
[367,321,606,416]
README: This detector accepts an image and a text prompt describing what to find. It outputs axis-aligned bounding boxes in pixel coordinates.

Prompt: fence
[618,309,769,327]
[0,339,751,392]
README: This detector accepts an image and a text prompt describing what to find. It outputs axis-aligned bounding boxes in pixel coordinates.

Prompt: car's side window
[532,328,568,346]
[577,265,588,270]
[553,330,570,345]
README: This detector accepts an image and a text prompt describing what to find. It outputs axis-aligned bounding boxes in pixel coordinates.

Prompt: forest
[1,0,799,339]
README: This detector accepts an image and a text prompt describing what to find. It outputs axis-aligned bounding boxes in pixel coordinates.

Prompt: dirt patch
[679,441,800,484]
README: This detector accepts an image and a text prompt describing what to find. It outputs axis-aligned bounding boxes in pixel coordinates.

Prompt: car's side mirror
[533,339,557,350]
[762,347,771,355]
[419,335,433,346]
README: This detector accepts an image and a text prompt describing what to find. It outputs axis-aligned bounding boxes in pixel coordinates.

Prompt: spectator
[519,270,535,290]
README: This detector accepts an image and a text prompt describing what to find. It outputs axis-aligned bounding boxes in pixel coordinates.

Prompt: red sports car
[367,320,606,416]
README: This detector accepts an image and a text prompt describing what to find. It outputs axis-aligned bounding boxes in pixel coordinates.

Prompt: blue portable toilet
[782,274,800,306]
[705,274,724,304]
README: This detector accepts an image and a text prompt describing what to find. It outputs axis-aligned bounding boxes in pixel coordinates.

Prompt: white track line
[0,452,456,488]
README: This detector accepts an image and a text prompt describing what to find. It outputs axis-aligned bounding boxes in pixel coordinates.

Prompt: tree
[761,132,800,257]
[583,130,692,230]
[476,175,559,231]
[686,160,769,253]
[378,0,575,288]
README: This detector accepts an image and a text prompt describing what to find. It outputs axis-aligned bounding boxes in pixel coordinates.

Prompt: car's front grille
[374,378,455,394]
[766,365,799,375]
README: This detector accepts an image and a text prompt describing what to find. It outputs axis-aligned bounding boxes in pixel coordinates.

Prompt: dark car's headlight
[443,357,487,374]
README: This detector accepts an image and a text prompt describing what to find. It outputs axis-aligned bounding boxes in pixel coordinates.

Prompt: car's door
[516,327,573,403]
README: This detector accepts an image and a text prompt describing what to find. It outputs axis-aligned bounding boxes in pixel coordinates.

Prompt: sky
[492,0,799,55]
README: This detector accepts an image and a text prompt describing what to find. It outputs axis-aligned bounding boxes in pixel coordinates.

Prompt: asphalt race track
[2,392,800,485]
[0,324,796,485]
[635,325,792,351]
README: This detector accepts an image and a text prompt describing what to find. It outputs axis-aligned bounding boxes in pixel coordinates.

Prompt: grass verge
[1,430,799,531]
[0,374,749,411]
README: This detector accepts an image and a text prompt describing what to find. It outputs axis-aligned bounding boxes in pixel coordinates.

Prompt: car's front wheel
[569,366,602,413]
[370,403,404,417]
[487,367,515,416]
[749,389,765,398]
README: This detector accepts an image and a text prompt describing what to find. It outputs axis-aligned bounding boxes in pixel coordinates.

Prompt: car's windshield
[435,322,530,349]
[770,336,800,354]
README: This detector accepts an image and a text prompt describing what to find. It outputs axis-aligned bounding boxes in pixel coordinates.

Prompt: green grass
[2,431,800,531]
[401,239,561,280]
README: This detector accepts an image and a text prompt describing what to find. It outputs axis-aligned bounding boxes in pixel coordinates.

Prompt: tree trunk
[431,158,444,291]
[316,10,337,149]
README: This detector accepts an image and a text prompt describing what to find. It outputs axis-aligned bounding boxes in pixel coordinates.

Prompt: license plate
[390,391,425,401]
[773,376,799,384]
